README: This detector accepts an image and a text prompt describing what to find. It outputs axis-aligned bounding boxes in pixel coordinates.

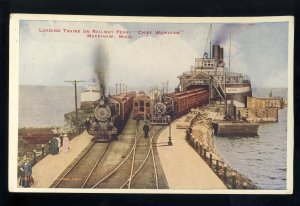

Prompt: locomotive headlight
[94,106,112,122]
[99,99,105,106]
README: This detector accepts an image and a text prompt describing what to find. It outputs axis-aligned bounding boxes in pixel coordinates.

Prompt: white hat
[63,134,68,137]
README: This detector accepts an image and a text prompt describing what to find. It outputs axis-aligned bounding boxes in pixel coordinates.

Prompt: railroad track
[91,125,164,189]
[52,142,111,188]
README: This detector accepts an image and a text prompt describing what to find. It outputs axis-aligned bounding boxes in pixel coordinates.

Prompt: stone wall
[237,107,278,122]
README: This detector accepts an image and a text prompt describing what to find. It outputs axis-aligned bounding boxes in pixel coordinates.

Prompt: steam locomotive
[150,88,209,125]
[90,92,136,142]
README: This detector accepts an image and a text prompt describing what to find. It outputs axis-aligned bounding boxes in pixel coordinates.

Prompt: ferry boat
[178,35,252,108]
[80,81,100,110]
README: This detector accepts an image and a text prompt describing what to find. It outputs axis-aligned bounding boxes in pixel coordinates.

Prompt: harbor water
[213,90,288,189]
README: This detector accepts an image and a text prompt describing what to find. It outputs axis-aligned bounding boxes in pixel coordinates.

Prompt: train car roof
[167,88,207,100]
[134,91,150,100]
[110,92,136,103]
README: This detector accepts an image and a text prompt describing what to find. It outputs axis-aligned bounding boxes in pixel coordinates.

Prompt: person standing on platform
[85,118,91,133]
[62,133,70,153]
[56,134,62,150]
[19,156,33,187]
[49,135,59,155]
[143,121,150,138]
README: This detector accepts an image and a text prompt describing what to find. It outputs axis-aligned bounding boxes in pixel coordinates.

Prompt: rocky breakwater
[183,108,258,189]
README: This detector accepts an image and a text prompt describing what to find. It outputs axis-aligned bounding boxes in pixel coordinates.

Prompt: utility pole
[166,80,169,93]
[120,80,123,93]
[65,80,85,132]
[115,84,118,94]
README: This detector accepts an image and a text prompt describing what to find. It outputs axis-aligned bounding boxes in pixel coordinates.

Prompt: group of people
[19,131,71,188]
[49,131,70,155]
[19,156,33,187]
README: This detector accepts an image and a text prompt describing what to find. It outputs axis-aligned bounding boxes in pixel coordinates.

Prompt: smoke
[213,24,254,45]
[94,44,109,96]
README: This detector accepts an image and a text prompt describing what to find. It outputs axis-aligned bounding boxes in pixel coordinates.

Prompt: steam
[94,44,109,96]
[213,24,254,45]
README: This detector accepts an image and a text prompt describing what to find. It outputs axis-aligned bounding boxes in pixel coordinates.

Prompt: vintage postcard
[9,14,294,194]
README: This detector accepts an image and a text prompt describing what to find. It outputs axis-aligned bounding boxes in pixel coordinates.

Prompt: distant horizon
[19,84,288,89]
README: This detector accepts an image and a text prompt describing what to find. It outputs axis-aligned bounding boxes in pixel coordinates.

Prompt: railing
[185,130,257,189]
[17,127,85,178]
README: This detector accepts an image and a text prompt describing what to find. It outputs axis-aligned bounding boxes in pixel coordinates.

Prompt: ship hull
[225,84,252,107]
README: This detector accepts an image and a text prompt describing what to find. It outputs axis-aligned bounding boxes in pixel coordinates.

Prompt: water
[18,85,151,127]
[213,107,287,189]
[19,85,81,127]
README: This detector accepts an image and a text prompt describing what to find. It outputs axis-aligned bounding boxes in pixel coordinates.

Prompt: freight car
[133,91,151,120]
[90,91,136,142]
[151,88,208,125]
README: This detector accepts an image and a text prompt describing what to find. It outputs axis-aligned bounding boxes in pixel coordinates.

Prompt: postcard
[9,14,294,194]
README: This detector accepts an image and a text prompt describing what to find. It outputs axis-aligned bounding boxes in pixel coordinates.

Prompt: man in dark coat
[85,118,91,133]
[49,136,59,155]
[143,121,150,138]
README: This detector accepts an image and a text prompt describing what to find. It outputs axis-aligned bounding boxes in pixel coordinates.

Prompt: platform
[30,131,93,188]
[156,117,227,190]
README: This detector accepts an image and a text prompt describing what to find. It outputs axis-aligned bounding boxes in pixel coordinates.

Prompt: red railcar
[151,88,208,125]
[133,91,151,120]
[110,91,136,121]
[168,88,209,115]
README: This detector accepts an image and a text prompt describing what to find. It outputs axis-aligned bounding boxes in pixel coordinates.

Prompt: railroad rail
[91,126,164,189]
[52,142,111,188]
[120,126,162,189]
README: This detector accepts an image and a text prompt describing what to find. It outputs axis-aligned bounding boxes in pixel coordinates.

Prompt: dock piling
[216,160,219,175]
[232,175,237,189]
[224,167,227,183]
[33,149,37,165]
[41,145,44,158]
[209,153,212,168]
[199,144,202,156]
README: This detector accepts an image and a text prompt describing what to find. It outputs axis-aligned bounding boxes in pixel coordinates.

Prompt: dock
[29,131,93,188]
[156,117,227,189]
[212,121,259,136]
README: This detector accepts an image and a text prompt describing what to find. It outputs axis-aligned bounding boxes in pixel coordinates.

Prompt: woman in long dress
[62,134,70,153]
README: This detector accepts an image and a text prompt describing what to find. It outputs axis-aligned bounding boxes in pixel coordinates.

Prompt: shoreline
[184,108,258,189]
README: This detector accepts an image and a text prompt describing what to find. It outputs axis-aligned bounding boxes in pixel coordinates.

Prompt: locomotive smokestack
[94,44,109,97]
[212,45,220,61]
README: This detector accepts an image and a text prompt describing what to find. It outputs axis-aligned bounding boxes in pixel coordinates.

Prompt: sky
[19,20,289,90]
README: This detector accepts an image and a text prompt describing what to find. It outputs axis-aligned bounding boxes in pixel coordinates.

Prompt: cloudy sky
[19,20,289,89]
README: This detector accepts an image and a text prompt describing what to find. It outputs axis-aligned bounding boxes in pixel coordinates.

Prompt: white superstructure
[80,82,100,102]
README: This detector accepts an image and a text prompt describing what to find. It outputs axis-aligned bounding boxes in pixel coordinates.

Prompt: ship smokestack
[212,45,220,61]
[220,47,224,60]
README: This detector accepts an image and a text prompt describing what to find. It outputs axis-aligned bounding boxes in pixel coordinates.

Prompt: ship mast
[202,24,212,69]
[225,33,232,115]
[210,25,212,58]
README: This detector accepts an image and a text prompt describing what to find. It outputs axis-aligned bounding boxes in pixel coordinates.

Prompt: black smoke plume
[94,44,109,96]
[213,24,254,45]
